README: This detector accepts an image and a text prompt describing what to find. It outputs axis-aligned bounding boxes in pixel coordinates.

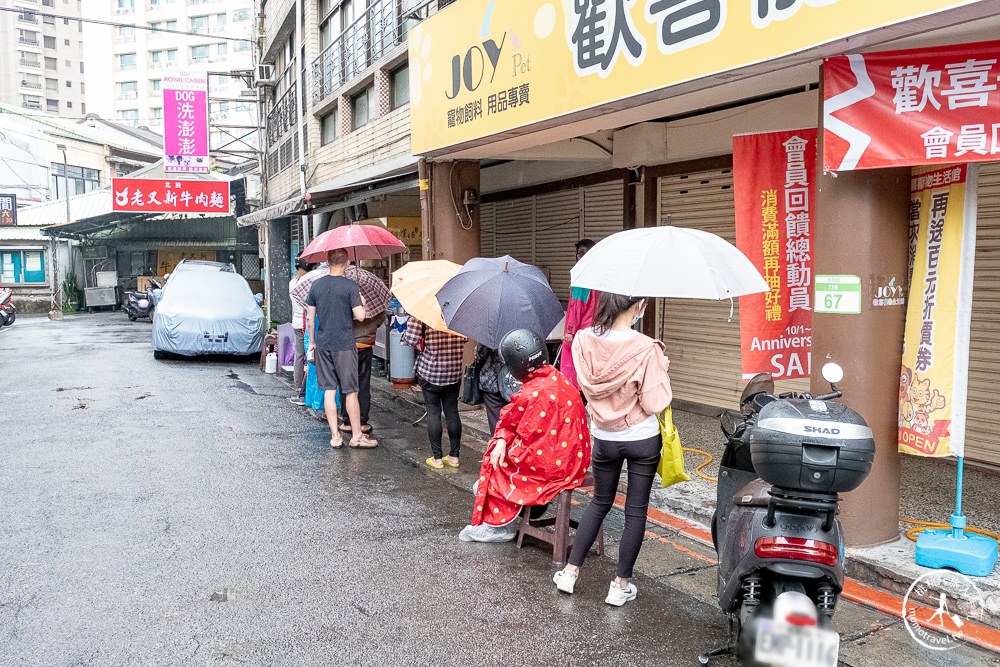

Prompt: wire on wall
[449,162,474,231]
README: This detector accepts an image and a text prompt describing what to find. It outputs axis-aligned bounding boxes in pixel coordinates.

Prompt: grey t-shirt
[305,275,362,351]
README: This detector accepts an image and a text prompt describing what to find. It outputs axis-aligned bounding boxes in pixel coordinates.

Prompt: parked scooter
[0,288,15,327]
[122,278,160,321]
[700,363,875,667]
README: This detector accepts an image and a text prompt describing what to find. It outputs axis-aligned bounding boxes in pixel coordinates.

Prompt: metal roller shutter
[487,177,625,300]
[494,197,534,263]
[966,162,1000,466]
[480,202,497,257]
[658,167,808,410]
[583,180,625,242]
[534,189,580,297]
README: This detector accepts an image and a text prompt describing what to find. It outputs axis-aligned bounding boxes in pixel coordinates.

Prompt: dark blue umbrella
[435,255,564,349]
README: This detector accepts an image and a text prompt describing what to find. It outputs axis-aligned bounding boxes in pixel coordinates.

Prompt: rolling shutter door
[583,180,625,242]
[494,198,534,263]
[486,177,625,300]
[966,162,1000,466]
[535,189,580,297]
[658,167,808,410]
[480,202,497,257]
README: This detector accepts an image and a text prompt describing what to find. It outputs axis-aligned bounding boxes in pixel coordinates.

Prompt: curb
[368,377,1000,654]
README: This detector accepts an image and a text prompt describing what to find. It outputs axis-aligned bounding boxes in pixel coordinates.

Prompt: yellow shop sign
[408,0,980,155]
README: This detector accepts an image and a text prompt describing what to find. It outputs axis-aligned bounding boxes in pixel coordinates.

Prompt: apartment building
[245,0,435,322]
[0,0,87,116]
[83,0,257,161]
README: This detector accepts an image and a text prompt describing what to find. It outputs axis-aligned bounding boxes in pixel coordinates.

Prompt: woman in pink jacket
[553,292,672,607]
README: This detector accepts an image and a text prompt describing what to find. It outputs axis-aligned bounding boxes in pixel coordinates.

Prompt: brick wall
[311,105,411,186]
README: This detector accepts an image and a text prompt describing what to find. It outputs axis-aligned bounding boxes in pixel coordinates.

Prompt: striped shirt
[401,319,467,386]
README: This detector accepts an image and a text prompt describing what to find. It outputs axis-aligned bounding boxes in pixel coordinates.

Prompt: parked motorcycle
[0,288,15,327]
[700,363,875,667]
[122,279,160,321]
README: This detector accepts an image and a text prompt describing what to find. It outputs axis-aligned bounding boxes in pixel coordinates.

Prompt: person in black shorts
[305,249,379,449]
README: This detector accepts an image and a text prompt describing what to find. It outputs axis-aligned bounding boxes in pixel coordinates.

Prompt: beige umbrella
[390,260,462,332]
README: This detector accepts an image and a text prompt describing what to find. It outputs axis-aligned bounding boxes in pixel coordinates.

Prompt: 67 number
[823,294,842,310]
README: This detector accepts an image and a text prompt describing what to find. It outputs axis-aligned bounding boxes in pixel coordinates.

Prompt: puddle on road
[135,393,153,400]
[231,381,257,395]
[226,370,240,380]
[72,402,88,410]
[56,387,94,392]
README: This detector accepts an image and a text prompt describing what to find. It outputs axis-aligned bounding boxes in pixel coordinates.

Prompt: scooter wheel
[128,314,137,322]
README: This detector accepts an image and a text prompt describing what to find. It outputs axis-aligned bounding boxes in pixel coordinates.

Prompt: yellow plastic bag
[656,406,690,488]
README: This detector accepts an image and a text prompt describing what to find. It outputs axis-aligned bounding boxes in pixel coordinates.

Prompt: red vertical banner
[734,129,816,381]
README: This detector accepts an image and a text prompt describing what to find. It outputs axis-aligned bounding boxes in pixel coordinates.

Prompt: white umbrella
[570,227,768,299]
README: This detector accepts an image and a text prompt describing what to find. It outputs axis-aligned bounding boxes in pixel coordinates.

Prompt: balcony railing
[117,91,138,100]
[19,58,42,68]
[311,0,407,105]
[18,37,40,46]
[17,13,38,24]
[22,100,42,110]
[20,80,42,89]
[266,81,297,145]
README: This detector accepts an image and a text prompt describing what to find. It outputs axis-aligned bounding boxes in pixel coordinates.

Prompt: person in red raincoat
[459,329,591,543]
[559,239,600,390]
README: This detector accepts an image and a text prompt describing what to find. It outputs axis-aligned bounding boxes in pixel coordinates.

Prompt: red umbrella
[299,224,407,263]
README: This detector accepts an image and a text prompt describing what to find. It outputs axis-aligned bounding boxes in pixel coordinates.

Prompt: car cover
[152,271,265,356]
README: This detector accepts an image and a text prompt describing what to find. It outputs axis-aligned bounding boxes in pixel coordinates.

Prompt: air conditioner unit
[254,63,275,87]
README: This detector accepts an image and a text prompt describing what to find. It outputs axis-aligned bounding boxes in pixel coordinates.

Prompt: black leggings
[423,381,462,459]
[569,434,661,579]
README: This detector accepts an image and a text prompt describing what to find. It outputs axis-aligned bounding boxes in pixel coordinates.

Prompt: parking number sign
[815,275,862,314]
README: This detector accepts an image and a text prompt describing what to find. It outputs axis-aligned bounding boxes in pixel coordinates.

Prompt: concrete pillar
[420,160,481,264]
[812,167,911,547]
[267,217,292,325]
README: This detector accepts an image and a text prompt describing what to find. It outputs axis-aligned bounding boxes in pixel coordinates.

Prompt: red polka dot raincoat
[470,364,591,527]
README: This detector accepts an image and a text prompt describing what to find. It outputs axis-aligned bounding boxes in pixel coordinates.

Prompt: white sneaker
[605,581,637,607]
[553,569,578,594]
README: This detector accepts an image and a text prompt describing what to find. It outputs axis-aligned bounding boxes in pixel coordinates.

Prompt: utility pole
[48,143,70,320]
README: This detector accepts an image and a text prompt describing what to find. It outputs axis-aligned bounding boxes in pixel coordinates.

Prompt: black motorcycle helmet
[499,329,549,382]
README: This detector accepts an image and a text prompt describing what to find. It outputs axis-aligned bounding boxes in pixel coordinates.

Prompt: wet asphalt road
[0,314,737,667]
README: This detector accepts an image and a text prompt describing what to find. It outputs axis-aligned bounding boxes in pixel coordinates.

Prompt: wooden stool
[516,476,604,564]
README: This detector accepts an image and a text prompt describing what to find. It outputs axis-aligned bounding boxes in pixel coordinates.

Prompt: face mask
[631,308,646,327]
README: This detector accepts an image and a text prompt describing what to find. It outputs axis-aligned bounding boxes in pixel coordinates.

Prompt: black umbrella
[435,255,564,349]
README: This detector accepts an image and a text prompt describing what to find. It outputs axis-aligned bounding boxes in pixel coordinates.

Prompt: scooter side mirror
[821,362,844,385]
[254,293,264,306]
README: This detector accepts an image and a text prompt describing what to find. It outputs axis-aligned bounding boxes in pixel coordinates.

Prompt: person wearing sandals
[401,317,467,469]
[305,249,379,449]
[553,293,672,606]
[337,266,390,438]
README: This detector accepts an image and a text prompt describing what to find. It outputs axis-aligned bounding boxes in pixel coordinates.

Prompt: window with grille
[240,254,261,280]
